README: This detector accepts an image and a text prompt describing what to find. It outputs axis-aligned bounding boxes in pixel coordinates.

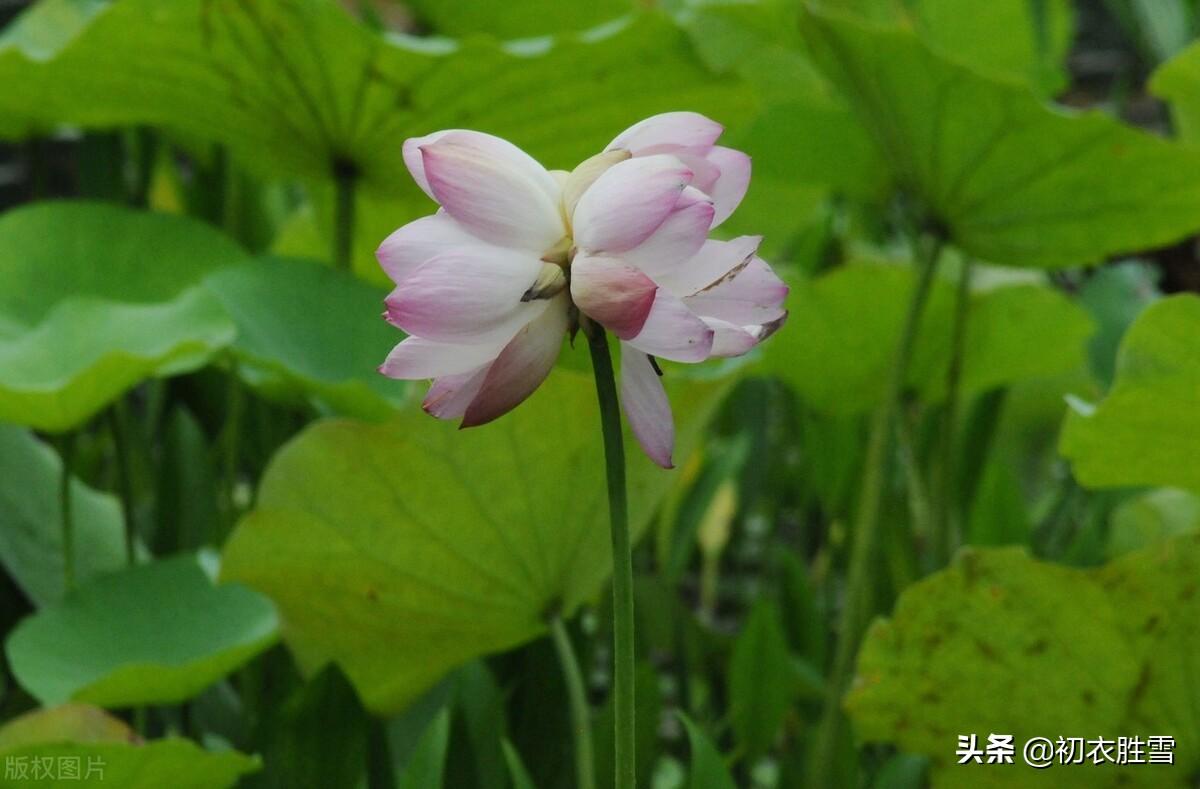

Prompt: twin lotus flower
[377,112,787,468]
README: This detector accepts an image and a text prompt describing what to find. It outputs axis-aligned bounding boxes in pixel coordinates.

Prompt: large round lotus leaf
[222,368,734,713]
[0,202,246,432]
[7,554,278,708]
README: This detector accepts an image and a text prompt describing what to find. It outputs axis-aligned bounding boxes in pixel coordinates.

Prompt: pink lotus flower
[378,112,787,468]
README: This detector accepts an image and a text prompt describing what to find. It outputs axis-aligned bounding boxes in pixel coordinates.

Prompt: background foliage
[0,1,1198,787]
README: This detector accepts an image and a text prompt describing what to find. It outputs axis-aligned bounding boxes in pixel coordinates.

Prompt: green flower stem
[810,234,942,787]
[58,432,77,593]
[551,617,597,789]
[109,402,137,565]
[932,256,973,567]
[585,325,636,789]
[333,162,357,272]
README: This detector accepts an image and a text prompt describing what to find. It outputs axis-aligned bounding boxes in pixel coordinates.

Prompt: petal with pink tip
[704,146,752,227]
[572,155,693,254]
[421,135,565,252]
[376,212,498,285]
[607,112,724,154]
[423,365,491,420]
[620,187,715,282]
[619,344,674,468]
[685,255,788,325]
[461,294,569,427]
[658,236,762,298]
[385,248,547,344]
[404,130,559,203]
[626,289,714,363]
[379,335,504,380]
[570,254,658,340]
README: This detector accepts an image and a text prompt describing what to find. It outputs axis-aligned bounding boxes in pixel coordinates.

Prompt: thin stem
[218,357,245,542]
[550,618,597,789]
[810,234,942,788]
[932,256,973,566]
[109,402,137,565]
[59,433,78,593]
[895,403,934,554]
[333,162,357,271]
[585,325,636,789]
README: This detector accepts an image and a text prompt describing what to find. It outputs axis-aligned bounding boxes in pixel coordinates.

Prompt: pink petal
[569,254,658,340]
[607,112,724,155]
[384,248,547,344]
[685,255,788,325]
[376,211,496,285]
[619,344,674,468]
[704,146,752,228]
[420,134,565,252]
[423,366,490,420]
[626,289,714,363]
[461,294,569,427]
[620,187,715,282]
[658,236,762,298]
[572,155,693,254]
[379,335,504,379]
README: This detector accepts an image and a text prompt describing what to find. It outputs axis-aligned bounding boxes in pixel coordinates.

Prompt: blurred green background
[0,1,1198,787]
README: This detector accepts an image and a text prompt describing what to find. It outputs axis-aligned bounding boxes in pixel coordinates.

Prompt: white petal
[572,155,692,254]
[626,289,714,363]
[619,344,674,468]
[379,335,505,379]
[607,112,724,154]
[376,211,498,285]
[423,365,491,420]
[620,186,714,281]
[420,134,565,252]
[404,130,559,203]
[704,318,760,358]
[685,255,788,325]
[658,236,762,298]
[704,146,752,228]
[384,248,548,344]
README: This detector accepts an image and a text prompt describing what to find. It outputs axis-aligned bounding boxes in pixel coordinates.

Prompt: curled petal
[379,335,504,380]
[402,129,454,199]
[704,318,760,358]
[619,344,674,468]
[704,146,752,227]
[423,366,491,420]
[626,289,714,363]
[376,212,495,285]
[570,254,658,340]
[420,134,565,252]
[461,294,569,427]
[658,236,762,298]
[385,248,547,344]
[685,255,788,325]
[572,155,693,254]
[620,187,715,281]
[607,111,724,154]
